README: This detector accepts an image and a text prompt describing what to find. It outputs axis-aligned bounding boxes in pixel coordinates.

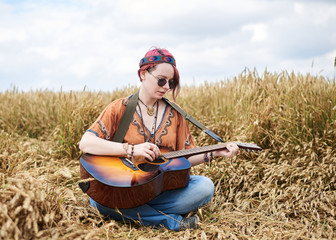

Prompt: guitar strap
[112,91,224,143]
[162,97,224,143]
[112,91,139,143]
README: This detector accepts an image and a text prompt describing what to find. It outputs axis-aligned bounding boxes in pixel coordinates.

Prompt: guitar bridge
[121,157,139,171]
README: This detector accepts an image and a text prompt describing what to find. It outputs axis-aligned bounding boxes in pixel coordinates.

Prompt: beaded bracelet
[204,153,209,162]
[130,144,134,160]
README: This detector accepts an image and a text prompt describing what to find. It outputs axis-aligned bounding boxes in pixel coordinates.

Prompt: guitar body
[79,142,262,209]
[80,153,191,209]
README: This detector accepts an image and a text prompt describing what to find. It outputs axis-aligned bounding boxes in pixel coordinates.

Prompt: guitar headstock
[235,142,262,152]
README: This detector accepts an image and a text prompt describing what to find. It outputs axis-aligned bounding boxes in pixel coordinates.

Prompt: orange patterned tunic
[88,97,195,151]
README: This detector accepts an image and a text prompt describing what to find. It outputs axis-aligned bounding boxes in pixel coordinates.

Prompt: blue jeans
[89,175,214,230]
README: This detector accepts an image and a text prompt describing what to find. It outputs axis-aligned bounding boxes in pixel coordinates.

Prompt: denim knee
[193,176,214,203]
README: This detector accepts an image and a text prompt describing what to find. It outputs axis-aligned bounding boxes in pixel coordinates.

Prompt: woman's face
[140,63,175,99]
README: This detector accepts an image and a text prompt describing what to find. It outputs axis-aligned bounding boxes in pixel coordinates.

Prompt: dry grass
[0,70,335,239]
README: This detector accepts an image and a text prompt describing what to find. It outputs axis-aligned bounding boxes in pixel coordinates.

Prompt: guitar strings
[162,142,260,159]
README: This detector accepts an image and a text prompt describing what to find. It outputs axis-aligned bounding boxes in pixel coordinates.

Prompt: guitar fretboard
[161,142,261,159]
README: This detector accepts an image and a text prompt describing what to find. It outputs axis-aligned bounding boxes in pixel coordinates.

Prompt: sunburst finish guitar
[79,142,262,209]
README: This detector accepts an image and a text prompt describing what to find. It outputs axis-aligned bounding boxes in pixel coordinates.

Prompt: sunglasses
[147,70,176,89]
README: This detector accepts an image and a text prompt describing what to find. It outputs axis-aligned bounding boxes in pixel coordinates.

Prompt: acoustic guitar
[79,142,262,209]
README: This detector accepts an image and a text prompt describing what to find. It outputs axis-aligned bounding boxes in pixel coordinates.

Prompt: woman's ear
[139,70,146,82]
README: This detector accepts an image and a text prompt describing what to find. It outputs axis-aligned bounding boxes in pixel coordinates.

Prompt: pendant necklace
[138,98,157,116]
[137,102,159,143]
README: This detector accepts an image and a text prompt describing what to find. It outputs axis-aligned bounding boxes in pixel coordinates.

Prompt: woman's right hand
[133,142,161,161]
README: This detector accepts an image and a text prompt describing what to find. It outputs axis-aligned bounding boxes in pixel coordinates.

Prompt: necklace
[137,101,159,143]
[138,98,157,116]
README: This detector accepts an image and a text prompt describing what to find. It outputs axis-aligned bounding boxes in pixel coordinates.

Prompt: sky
[0,0,335,92]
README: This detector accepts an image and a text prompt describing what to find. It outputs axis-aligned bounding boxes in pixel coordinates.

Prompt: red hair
[138,47,180,101]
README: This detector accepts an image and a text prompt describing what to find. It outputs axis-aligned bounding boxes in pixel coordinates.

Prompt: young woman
[79,47,239,231]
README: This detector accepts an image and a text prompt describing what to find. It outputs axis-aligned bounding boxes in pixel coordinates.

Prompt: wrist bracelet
[123,143,131,158]
[204,153,209,162]
[131,144,134,160]
[123,142,129,153]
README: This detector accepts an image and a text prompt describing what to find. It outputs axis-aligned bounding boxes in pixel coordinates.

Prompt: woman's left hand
[214,142,240,158]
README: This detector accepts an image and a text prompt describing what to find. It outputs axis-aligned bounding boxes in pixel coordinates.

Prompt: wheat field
[0,70,335,239]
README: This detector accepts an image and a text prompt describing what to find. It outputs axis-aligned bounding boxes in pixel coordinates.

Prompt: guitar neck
[162,142,262,159]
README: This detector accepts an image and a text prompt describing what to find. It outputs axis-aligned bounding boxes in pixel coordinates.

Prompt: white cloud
[242,23,269,42]
[0,0,335,92]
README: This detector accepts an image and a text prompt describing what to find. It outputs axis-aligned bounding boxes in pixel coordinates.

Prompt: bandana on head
[139,55,176,67]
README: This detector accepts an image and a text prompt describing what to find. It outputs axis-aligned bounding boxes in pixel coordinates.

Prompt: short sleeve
[176,111,195,150]
[87,98,127,140]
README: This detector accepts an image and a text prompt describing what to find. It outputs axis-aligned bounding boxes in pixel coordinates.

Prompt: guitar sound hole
[152,156,166,163]
[138,163,160,172]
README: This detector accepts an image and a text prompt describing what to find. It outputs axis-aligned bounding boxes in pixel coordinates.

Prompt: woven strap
[112,91,139,143]
[162,98,224,143]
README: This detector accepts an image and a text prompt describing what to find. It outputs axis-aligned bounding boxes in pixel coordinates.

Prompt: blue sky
[0,0,335,92]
